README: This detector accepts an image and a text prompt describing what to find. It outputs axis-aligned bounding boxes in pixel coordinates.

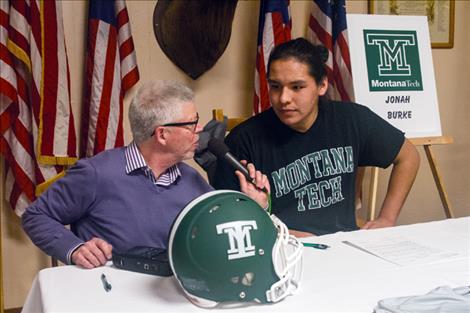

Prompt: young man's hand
[236,160,270,209]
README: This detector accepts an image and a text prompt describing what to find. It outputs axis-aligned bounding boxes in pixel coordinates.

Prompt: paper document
[342,237,461,266]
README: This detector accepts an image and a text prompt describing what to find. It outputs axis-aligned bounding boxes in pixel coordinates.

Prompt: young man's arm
[362,139,420,229]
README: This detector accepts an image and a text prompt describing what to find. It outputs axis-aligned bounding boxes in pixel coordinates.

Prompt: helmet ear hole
[241,272,255,286]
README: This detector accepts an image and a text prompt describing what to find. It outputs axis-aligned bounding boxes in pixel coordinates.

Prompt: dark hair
[267,38,328,84]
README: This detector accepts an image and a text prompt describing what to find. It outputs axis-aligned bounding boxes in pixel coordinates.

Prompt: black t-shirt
[213,100,405,235]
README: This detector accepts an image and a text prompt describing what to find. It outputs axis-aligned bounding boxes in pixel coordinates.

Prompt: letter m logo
[216,220,257,260]
[363,29,423,92]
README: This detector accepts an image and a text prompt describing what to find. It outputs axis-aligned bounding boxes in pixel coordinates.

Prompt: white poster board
[347,14,442,138]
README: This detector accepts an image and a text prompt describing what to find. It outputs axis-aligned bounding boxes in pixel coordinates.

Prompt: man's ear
[318,77,328,96]
[155,126,167,144]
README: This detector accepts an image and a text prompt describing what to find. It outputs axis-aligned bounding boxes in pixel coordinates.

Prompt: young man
[22,80,269,268]
[214,38,419,237]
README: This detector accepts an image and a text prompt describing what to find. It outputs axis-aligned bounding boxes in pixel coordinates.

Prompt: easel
[367,136,454,221]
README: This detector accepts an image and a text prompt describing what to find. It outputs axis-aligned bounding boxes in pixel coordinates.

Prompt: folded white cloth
[374,286,470,313]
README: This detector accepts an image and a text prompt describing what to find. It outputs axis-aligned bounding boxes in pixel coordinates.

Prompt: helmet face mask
[169,190,303,308]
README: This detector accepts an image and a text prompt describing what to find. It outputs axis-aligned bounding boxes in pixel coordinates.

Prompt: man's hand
[236,160,270,209]
[71,237,113,269]
[361,216,395,230]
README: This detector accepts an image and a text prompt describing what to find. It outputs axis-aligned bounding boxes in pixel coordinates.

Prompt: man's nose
[279,87,292,104]
[195,124,204,133]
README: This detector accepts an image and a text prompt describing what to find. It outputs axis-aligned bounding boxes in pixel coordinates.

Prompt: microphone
[208,138,268,193]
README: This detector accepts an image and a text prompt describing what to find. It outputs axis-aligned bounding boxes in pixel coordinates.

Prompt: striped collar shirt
[125,141,180,186]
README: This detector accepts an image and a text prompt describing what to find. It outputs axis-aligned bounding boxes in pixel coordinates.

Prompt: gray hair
[129,80,194,143]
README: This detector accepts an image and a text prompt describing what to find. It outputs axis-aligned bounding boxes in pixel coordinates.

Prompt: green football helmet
[169,190,303,308]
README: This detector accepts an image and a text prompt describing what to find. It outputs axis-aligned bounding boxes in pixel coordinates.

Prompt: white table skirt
[22,217,470,313]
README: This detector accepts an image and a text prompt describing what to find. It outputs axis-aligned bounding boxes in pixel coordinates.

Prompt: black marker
[101,273,112,292]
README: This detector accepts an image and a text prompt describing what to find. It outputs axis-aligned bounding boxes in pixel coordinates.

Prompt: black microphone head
[207,138,229,159]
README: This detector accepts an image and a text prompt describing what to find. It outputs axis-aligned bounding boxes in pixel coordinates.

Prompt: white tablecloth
[22,217,470,313]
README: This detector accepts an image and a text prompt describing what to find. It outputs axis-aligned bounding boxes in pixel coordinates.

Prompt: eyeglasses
[152,113,199,136]
[163,113,199,132]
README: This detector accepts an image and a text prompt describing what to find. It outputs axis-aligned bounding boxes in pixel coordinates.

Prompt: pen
[101,273,112,292]
[302,242,330,249]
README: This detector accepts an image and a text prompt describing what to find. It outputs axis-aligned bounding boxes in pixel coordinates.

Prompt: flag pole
[1,156,4,313]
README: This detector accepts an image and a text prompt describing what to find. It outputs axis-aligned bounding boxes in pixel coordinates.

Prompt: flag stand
[367,136,454,221]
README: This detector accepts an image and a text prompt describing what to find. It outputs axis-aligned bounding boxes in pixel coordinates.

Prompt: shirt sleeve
[358,105,405,168]
[22,159,97,264]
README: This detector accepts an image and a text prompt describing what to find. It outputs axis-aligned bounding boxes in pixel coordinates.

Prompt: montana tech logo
[363,30,423,92]
[216,221,257,260]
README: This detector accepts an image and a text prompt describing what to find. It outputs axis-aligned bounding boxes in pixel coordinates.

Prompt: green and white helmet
[169,190,303,308]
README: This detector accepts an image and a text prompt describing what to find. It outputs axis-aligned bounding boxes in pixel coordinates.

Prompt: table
[22,217,470,312]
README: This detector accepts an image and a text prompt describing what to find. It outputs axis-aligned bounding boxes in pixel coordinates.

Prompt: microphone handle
[224,153,268,194]
[224,153,250,178]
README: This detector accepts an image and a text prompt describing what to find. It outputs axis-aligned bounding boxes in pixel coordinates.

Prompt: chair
[211,108,375,226]
[212,109,247,131]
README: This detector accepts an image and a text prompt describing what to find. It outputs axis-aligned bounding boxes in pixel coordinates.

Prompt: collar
[125,141,181,186]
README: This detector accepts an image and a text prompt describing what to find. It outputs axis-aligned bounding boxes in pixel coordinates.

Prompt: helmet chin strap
[267,215,304,303]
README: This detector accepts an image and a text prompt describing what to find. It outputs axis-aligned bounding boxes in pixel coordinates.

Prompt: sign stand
[347,14,452,222]
[367,136,454,221]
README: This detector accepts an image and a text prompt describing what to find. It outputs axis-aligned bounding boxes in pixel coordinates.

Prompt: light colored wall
[1,0,469,308]
[365,0,470,226]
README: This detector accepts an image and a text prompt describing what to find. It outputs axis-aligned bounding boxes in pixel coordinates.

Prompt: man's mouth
[280,108,297,114]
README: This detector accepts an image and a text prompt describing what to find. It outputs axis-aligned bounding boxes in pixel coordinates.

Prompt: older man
[22,81,269,268]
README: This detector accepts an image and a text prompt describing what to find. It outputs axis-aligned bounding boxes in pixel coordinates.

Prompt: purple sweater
[22,147,212,264]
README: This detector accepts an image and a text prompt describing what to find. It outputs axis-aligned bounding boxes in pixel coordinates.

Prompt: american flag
[253,0,291,114]
[0,0,77,216]
[308,0,354,101]
[81,0,139,157]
